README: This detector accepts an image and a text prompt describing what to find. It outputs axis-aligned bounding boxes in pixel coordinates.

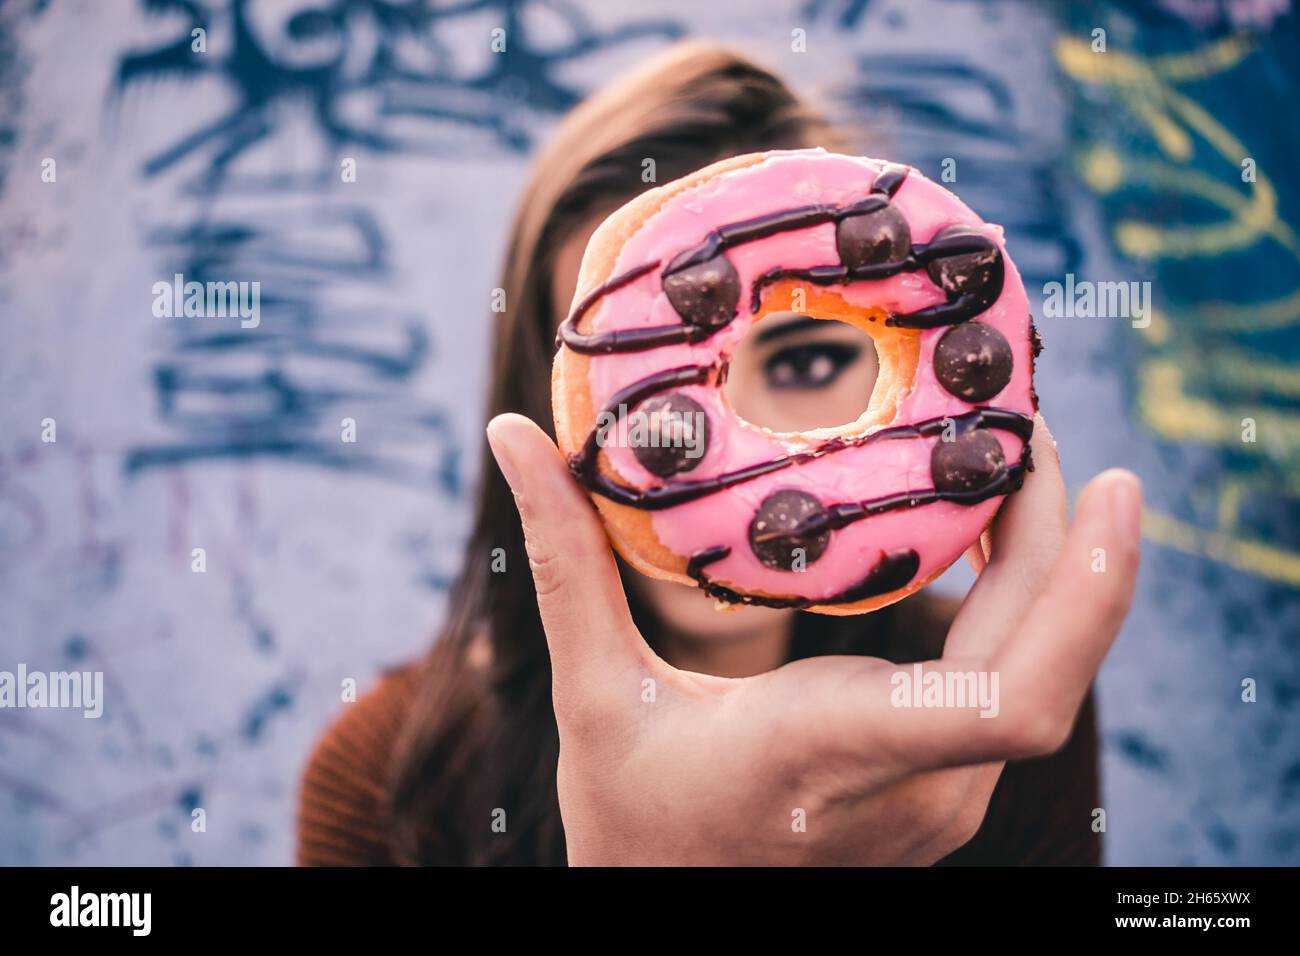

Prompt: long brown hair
[388,40,950,865]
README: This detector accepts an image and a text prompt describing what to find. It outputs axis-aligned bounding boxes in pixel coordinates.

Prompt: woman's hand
[486,412,1141,865]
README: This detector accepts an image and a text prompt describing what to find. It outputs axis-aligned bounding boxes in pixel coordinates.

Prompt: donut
[551,148,1039,615]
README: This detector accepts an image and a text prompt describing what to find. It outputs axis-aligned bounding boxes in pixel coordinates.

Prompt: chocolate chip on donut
[933,322,1014,402]
[748,489,831,571]
[925,224,1001,295]
[836,204,911,270]
[663,254,740,328]
[628,392,709,477]
[930,430,1007,494]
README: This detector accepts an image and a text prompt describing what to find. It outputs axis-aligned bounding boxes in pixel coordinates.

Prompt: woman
[297,40,1141,866]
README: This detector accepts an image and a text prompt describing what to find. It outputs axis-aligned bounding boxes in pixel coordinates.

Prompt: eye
[762,342,862,390]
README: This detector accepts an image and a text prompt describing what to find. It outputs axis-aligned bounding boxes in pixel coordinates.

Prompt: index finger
[943,412,1068,659]
[828,468,1140,774]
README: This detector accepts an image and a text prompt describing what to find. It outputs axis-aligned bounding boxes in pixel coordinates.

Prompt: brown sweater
[297,663,1102,866]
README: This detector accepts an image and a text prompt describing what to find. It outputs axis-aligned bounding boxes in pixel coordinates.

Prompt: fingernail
[486,417,523,493]
[1108,471,1142,540]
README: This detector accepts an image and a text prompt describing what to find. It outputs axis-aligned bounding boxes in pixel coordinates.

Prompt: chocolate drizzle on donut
[686,435,1030,609]
[557,160,1032,609]
[870,164,910,199]
[572,400,1032,512]
[556,260,716,355]
[748,224,1005,328]
[556,164,937,354]
[687,546,922,610]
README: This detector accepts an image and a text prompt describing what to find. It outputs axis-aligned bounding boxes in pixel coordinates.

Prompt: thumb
[485,413,649,706]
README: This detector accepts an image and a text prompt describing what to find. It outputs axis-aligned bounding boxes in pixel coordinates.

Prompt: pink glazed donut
[552,148,1040,615]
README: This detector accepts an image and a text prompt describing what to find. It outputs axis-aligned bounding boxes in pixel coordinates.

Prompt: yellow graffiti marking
[1138,361,1300,458]
[1058,31,1300,587]
[1217,479,1243,533]
[1142,507,1300,588]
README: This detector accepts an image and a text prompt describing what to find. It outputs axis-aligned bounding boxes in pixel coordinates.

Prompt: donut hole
[723,282,920,442]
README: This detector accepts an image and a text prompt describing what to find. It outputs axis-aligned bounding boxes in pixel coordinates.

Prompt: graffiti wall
[0,0,1296,865]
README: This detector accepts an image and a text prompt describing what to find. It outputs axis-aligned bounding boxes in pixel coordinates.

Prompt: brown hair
[388,39,947,865]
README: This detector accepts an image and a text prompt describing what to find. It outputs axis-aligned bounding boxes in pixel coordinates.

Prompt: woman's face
[551,218,880,641]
